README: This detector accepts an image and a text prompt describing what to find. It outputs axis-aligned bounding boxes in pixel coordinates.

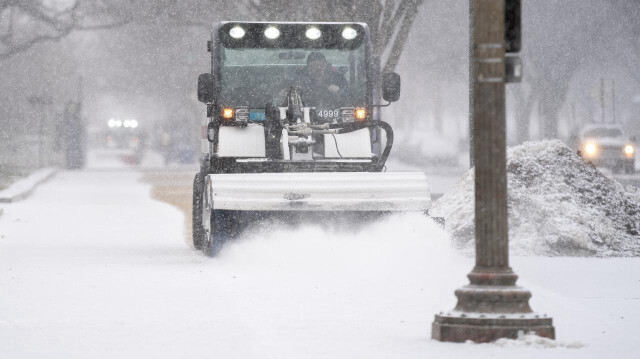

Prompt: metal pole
[468,0,475,168]
[432,0,554,342]
[470,0,510,277]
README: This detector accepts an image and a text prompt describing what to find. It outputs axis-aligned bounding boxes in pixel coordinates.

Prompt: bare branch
[376,0,397,53]
[383,0,420,73]
[0,26,72,60]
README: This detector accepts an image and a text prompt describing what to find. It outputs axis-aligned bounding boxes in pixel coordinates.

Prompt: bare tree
[0,0,130,60]
[245,0,425,73]
[605,0,640,86]
[513,0,624,141]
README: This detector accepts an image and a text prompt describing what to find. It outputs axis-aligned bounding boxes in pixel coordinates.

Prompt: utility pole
[431,0,554,342]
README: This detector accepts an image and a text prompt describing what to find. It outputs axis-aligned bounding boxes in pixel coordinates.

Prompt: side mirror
[198,73,215,103]
[382,72,401,103]
[631,136,637,142]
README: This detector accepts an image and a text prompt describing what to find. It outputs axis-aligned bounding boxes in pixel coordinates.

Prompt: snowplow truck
[193,21,432,256]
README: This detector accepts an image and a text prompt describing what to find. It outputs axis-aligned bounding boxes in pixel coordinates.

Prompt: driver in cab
[297,52,348,108]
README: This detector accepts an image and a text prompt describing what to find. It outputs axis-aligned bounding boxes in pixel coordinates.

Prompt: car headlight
[584,143,597,156]
[624,144,634,156]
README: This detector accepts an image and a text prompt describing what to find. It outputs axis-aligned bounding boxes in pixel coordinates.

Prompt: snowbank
[492,332,584,349]
[432,140,640,257]
[0,168,56,203]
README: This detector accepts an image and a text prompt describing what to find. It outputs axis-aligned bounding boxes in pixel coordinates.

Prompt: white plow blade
[205,172,431,212]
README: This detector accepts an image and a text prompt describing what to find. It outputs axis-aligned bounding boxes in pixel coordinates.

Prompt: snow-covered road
[1,170,639,358]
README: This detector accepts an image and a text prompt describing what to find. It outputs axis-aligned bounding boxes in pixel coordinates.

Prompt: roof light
[222,107,234,120]
[229,26,245,39]
[342,27,358,40]
[129,119,138,128]
[264,26,280,39]
[355,107,366,121]
[107,119,116,128]
[305,27,321,40]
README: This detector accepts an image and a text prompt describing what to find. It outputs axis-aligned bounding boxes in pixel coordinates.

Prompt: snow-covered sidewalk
[0,168,56,203]
[0,170,639,358]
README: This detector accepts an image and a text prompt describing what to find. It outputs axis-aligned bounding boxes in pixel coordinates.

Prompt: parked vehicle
[577,124,635,174]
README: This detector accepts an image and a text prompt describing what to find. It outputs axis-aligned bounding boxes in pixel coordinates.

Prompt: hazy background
[1,0,639,170]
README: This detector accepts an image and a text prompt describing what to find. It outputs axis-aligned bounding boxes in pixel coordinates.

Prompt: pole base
[432,312,554,343]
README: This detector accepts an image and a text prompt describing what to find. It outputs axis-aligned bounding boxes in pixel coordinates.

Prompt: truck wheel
[192,173,205,250]
[203,210,233,257]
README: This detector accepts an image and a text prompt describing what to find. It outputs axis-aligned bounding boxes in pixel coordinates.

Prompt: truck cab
[197,21,400,175]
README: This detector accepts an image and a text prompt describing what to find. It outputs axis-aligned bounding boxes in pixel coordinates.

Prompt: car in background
[577,124,635,174]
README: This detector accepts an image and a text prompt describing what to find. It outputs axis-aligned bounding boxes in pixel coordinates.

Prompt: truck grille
[600,145,622,157]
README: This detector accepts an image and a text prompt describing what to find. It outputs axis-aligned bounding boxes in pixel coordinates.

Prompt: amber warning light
[355,107,366,121]
[222,108,234,119]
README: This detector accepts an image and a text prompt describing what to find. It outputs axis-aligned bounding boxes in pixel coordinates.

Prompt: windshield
[583,128,624,138]
[220,47,367,112]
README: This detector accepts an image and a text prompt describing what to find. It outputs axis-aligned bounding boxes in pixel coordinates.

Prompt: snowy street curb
[0,168,57,203]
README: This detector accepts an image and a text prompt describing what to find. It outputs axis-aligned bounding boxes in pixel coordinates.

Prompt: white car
[578,124,635,174]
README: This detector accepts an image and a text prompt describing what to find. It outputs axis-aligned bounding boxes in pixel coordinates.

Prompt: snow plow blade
[204,172,431,212]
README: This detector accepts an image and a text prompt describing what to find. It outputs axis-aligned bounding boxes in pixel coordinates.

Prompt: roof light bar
[305,27,322,40]
[229,26,245,39]
[342,27,358,40]
[264,26,280,39]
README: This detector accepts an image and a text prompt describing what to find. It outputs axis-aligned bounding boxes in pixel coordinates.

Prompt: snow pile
[492,332,584,349]
[0,168,56,203]
[432,140,640,257]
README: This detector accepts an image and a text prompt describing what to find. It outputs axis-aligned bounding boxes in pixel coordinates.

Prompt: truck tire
[192,173,205,250]
[203,210,234,257]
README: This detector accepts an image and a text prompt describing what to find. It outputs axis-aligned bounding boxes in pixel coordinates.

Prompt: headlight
[584,143,597,156]
[625,144,634,156]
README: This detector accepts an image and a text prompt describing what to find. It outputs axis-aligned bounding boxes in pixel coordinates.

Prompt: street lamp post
[431,0,555,342]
